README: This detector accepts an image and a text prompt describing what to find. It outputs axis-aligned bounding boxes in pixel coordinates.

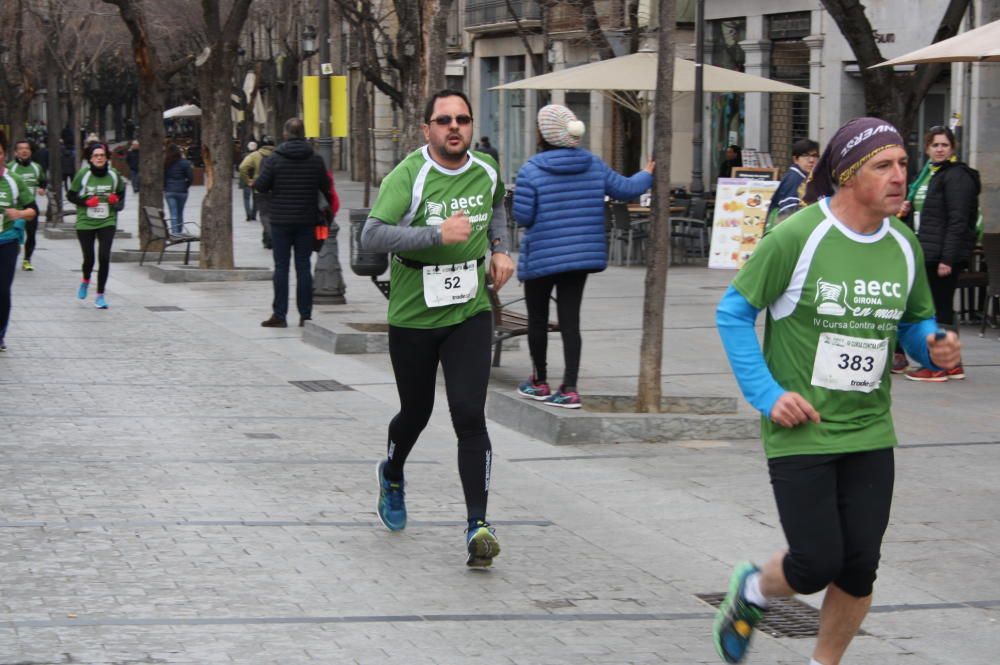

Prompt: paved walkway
[0,177,997,663]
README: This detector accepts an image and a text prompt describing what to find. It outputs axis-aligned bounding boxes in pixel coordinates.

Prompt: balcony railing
[465,0,541,30]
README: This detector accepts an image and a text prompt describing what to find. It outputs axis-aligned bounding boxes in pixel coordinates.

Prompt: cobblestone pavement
[0,179,997,664]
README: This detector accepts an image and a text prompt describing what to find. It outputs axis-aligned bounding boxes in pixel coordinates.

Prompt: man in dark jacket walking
[254,117,333,328]
[125,141,140,193]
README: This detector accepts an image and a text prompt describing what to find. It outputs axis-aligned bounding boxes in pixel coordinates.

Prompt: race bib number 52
[810,333,888,393]
[422,260,478,308]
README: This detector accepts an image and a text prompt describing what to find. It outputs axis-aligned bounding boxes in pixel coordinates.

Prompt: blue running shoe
[465,520,501,568]
[544,388,582,409]
[713,562,766,663]
[95,294,108,309]
[77,281,89,300]
[375,459,406,531]
[516,377,551,400]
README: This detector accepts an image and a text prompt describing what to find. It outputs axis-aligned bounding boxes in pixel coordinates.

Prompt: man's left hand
[937,262,952,277]
[490,252,514,292]
[928,330,961,370]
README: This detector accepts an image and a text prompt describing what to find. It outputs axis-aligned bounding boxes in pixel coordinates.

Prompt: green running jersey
[370,146,505,328]
[0,171,35,232]
[70,167,125,230]
[6,161,44,191]
[732,199,935,458]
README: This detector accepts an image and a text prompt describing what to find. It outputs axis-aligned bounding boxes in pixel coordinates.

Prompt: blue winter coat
[513,148,653,280]
[163,159,194,193]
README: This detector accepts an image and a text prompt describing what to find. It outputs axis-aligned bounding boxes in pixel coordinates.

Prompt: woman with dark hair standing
[513,104,654,408]
[0,132,40,351]
[67,143,126,309]
[163,143,193,234]
[898,126,979,382]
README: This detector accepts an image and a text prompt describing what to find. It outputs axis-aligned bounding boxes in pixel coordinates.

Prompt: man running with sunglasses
[362,89,514,567]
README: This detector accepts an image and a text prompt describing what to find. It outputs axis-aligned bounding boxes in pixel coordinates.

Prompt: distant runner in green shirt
[67,143,126,309]
[711,118,961,665]
[7,139,47,271]
[362,89,514,568]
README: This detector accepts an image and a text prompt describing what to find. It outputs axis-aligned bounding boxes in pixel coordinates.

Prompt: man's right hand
[769,392,821,428]
[439,211,471,245]
[897,200,912,218]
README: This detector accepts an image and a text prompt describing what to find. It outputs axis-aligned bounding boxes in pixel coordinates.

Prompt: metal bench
[139,206,200,266]
[486,281,559,368]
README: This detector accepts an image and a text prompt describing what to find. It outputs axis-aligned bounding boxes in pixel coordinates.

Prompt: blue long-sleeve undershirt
[716,286,785,418]
[716,285,940,418]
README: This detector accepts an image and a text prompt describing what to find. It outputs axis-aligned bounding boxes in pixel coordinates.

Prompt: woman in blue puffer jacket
[513,104,654,408]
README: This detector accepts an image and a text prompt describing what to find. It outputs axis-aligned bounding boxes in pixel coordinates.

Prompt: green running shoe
[713,562,766,663]
[465,520,500,567]
[375,460,406,531]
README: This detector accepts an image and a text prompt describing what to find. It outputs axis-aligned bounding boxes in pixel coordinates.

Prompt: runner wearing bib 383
[712,118,961,665]
[362,89,514,568]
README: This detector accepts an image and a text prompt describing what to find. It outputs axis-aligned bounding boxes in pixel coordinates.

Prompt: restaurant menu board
[708,178,781,270]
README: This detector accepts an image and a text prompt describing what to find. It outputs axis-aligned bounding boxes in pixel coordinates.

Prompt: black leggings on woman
[524,270,588,390]
[77,226,116,293]
[384,310,494,522]
[926,260,965,327]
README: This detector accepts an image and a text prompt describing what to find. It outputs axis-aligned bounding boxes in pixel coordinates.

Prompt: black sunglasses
[429,114,473,127]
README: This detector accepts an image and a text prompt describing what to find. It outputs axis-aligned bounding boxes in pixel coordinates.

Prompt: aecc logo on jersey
[814,277,904,320]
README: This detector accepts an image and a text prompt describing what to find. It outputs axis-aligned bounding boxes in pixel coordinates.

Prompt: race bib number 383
[810,333,888,393]
[422,261,478,308]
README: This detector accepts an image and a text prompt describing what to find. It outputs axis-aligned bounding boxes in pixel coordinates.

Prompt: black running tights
[524,270,588,390]
[384,310,493,522]
[23,218,38,261]
[77,226,116,293]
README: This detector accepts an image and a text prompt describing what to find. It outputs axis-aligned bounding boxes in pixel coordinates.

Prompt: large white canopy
[163,104,202,119]
[492,52,814,94]
[874,19,1000,66]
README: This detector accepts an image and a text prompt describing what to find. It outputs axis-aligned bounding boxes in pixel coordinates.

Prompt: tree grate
[146,306,185,312]
[696,592,867,639]
[289,379,354,392]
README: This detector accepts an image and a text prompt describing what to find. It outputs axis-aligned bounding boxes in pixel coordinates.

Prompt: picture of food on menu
[709,178,781,269]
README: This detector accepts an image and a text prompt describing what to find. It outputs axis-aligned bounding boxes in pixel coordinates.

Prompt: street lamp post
[689,0,706,205]
[311,1,347,304]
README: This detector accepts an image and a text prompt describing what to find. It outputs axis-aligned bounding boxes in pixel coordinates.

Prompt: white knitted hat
[537,104,585,148]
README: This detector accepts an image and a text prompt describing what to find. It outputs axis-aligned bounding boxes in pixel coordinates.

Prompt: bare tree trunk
[104,0,191,249]
[424,0,453,94]
[196,0,253,269]
[394,0,428,153]
[355,80,371,206]
[136,77,168,246]
[820,0,970,142]
[70,91,83,163]
[635,0,674,413]
[45,48,64,225]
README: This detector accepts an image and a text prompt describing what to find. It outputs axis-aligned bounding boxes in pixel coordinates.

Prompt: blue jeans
[242,185,256,220]
[270,224,314,320]
[164,191,188,233]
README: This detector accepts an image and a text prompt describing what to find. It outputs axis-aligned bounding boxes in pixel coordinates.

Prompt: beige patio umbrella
[493,51,812,163]
[495,52,812,94]
[873,18,1000,66]
[163,104,202,119]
